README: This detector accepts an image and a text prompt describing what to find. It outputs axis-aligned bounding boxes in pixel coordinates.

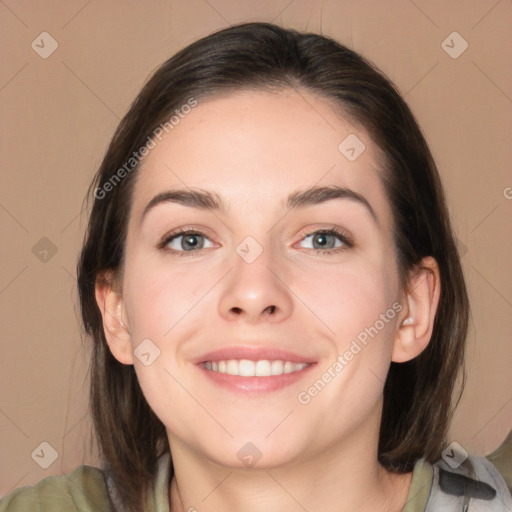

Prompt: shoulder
[404,451,512,512]
[426,453,512,511]
[486,429,512,494]
[0,465,113,512]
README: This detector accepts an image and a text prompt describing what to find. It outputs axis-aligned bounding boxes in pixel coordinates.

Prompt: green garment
[0,452,171,512]
[1,453,510,511]
[486,429,512,494]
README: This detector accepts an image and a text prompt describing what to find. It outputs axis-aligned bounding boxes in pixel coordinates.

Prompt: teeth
[203,359,309,377]
[284,362,294,374]
[256,360,271,376]
[271,360,283,375]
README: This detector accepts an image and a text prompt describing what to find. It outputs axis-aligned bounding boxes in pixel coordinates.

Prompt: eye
[297,228,353,255]
[159,229,215,256]
[158,226,352,257]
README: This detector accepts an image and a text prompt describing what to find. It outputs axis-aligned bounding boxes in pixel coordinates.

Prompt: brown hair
[77,21,468,511]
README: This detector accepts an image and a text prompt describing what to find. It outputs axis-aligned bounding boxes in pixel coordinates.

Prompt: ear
[392,256,441,363]
[94,270,134,365]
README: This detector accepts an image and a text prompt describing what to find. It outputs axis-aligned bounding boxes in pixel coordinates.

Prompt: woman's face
[116,88,405,468]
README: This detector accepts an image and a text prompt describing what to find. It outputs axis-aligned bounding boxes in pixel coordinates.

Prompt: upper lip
[194,346,316,364]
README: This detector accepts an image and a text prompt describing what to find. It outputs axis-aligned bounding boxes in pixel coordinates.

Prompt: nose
[218,243,293,324]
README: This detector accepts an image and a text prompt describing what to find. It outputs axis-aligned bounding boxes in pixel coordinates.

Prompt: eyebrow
[141,185,377,223]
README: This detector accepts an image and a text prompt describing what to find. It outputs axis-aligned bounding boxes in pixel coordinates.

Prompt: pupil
[184,235,200,249]
[316,234,327,247]
[314,233,333,249]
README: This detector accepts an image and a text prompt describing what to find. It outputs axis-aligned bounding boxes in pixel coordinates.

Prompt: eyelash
[158,226,353,258]
[299,227,353,256]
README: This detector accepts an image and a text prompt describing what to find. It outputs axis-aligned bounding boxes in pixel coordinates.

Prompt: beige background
[0,0,511,496]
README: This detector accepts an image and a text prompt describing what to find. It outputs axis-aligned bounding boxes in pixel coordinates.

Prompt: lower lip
[197,363,317,395]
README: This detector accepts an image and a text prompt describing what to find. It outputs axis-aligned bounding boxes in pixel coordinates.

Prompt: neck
[168,421,412,512]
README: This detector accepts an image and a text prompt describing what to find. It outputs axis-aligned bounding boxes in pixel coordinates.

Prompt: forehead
[131,88,391,222]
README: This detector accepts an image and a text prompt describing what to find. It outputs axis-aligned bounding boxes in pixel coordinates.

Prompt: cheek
[293,255,401,412]
[290,261,400,436]
[293,257,399,344]
[123,253,208,340]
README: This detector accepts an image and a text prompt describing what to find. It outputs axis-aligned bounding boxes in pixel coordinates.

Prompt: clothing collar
[150,453,432,512]
[401,458,433,511]
[147,452,172,512]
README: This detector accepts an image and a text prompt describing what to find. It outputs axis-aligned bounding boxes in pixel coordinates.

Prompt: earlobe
[392,257,441,363]
[94,271,134,365]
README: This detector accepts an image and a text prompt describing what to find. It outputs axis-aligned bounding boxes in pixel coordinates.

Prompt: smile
[203,359,310,377]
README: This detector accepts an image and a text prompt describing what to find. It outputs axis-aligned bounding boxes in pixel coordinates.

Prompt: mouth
[195,346,317,394]
[202,359,311,376]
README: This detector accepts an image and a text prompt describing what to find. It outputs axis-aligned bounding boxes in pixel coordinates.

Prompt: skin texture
[96,88,440,512]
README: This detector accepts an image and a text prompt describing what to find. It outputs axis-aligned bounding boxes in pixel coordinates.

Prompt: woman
[1,21,510,512]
